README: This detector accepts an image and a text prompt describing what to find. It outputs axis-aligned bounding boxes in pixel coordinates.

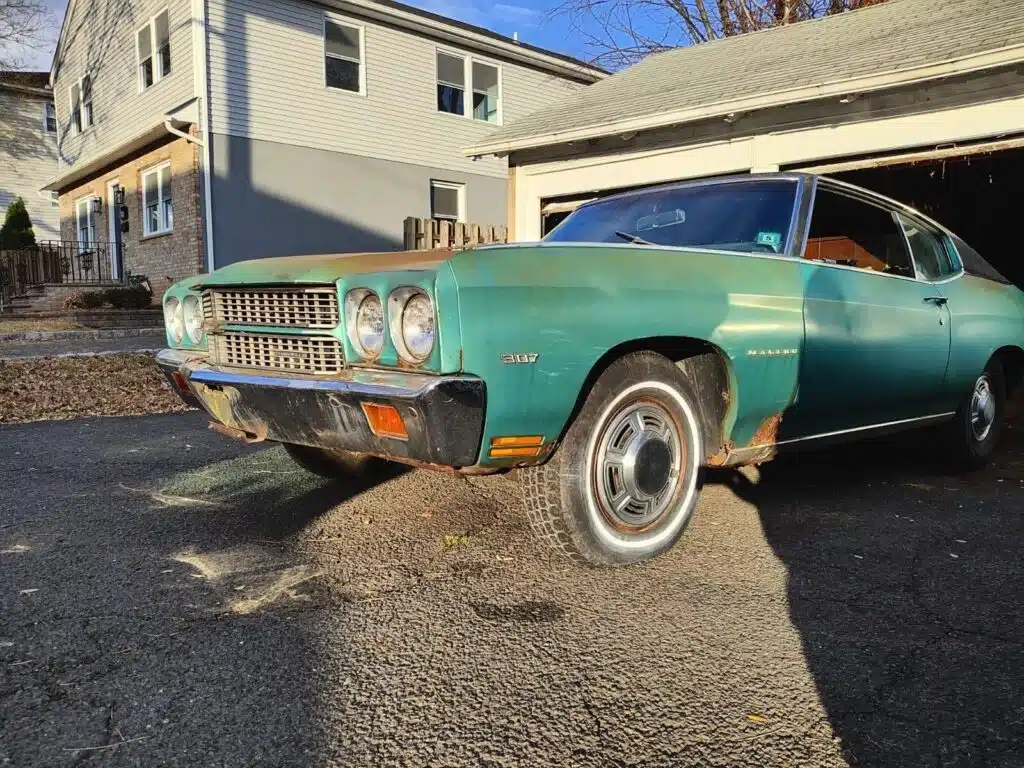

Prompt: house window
[76,198,97,246]
[472,61,499,123]
[142,162,172,236]
[437,51,501,123]
[81,75,93,127]
[436,52,465,116]
[50,192,59,208]
[43,102,57,133]
[138,10,171,90]
[430,181,465,222]
[69,83,81,134]
[324,16,363,93]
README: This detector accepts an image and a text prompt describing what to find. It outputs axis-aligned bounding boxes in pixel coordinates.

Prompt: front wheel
[521,352,704,567]
[941,358,1005,471]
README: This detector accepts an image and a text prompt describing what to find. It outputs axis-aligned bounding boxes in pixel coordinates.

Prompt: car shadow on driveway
[708,423,1024,767]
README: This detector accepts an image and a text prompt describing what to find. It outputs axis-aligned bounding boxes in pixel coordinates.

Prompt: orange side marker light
[361,402,409,440]
[489,435,544,458]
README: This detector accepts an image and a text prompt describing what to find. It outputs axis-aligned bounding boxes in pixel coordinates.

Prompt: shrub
[64,291,106,310]
[103,285,153,309]
[0,198,37,249]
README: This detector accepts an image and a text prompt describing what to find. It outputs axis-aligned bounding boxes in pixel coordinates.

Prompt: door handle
[924,296,948,306]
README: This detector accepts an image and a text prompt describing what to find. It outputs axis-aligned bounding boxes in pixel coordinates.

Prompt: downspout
[163,119,202,145]
[190,0,215,273]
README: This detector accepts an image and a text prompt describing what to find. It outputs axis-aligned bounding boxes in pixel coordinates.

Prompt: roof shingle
[470,0,1024,153]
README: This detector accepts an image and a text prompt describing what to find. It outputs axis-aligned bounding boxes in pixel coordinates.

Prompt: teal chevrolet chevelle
[157,173,1024,567]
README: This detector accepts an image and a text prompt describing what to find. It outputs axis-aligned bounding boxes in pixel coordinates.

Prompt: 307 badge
[501,353,539,364]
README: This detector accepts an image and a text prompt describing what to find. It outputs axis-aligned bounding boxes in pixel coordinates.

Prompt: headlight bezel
[388,287,435,364]
[164,296,184,344]
[182,294,204,345]
[344,288,385,360]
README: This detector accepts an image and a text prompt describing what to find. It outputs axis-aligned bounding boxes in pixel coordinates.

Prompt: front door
[107,179,123,279]
[785,185,951,437]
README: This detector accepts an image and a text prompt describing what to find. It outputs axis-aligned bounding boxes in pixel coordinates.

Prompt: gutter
[322,0,606,83]
[464,43,1024,157]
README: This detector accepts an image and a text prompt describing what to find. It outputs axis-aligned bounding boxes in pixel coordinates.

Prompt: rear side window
[804,189,914,278]
[896,213,955,280]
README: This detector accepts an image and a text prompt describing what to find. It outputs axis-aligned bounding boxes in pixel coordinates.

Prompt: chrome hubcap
[594,400,683,529]
[970,376,996,442]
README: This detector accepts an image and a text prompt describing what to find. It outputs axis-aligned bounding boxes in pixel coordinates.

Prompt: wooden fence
[403,217,508,251]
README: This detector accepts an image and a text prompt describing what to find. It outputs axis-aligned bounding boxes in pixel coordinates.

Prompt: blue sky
[17,0,587,71]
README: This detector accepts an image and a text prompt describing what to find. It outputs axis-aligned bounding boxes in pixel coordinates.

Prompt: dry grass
[0,354,193,423]
[0,318,83,333]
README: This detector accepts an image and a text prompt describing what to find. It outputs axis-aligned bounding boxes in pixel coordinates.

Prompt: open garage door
[791,137,1024,288]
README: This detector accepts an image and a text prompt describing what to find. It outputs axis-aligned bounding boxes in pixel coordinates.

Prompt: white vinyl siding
[52,0,193,173]
[142,162,173,235]
[206,0,585,179]
[0,89,60,240]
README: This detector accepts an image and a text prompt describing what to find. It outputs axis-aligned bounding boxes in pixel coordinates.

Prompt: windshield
[544,179,800,254]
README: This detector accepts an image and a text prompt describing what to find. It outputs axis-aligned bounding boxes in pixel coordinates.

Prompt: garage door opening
[820,145,1024,288]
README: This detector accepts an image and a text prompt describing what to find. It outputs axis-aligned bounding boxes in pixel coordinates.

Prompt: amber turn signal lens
[488,435,544,458]
[361,402,409,440]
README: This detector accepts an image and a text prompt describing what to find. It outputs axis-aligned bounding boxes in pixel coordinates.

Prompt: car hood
[194,249,455,287]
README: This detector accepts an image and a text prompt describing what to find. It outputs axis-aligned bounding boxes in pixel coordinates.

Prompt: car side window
[803,188,916,278]
[896,213,956,281]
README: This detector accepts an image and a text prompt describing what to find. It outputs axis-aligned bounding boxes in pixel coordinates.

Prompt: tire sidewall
[958,362,1005,465]
[558,354,704,565]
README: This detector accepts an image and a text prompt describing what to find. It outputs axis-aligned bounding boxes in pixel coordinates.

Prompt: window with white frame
[324,16,363,93]
[138,10,171,90]
[76,198,97,246]
[142,163,172,236]
[49,191,59,208]
[43,102,57,133]
[430,181,465,222]
[69,82,81,134]
[436,51,500,123]
[68,75,93,134]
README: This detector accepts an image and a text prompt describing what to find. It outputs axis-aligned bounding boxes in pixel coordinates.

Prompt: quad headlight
[164,296,184,344]
[182,295,204,344]
[345,288,385,359]
[389,288,435,363]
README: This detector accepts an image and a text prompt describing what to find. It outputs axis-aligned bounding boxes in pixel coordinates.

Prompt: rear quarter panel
[448,243,806,465]
[942,275,1024,403]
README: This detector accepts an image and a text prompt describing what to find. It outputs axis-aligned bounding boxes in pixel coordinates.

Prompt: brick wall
[58,131,204,298]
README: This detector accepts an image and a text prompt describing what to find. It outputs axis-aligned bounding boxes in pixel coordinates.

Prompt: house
[0,72,59,242]
[43,0,605,297]
[467,0,1024,286]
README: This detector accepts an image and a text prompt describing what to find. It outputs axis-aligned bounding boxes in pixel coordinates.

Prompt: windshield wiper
[614,230,656,246]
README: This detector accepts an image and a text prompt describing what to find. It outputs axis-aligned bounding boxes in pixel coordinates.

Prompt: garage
[466,0,1024,286]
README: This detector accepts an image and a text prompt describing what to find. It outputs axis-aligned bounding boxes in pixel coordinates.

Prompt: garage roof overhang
[464,45,1024,159]
[42,100,198,193]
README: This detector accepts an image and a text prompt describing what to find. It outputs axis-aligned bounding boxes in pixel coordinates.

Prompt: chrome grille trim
[211,333,344,376]
[203,287,339,329]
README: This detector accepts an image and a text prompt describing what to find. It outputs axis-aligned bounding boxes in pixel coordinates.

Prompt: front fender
[449,244,805,466]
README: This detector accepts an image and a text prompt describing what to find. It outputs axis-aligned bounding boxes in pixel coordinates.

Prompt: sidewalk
[0,335,163,360]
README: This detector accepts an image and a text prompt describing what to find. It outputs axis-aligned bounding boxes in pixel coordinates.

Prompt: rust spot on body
[750,413,783,447]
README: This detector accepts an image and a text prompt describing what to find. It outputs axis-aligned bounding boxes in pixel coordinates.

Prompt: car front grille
[202,287,339,329]
[210,332,344,376]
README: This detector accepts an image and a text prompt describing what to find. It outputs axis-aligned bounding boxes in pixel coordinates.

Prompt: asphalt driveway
[1,412,1021,767]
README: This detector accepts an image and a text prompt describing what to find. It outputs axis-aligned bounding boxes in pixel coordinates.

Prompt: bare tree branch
[547,0,890,69]
[0,0,50,70]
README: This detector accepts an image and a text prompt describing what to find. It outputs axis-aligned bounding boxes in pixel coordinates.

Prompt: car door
[784,183,952,437]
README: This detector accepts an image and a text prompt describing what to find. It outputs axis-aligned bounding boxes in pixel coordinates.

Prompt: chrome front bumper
[156,349,486,468]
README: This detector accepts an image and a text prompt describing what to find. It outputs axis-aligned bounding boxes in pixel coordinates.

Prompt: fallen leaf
[746,714,768,724]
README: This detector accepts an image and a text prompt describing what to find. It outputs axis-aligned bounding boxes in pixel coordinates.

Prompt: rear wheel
[941,358,1005,471]
[521,352,704,567]
[283,443,394,480]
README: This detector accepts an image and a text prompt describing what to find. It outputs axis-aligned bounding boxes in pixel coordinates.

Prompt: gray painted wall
[209,133,506,266]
